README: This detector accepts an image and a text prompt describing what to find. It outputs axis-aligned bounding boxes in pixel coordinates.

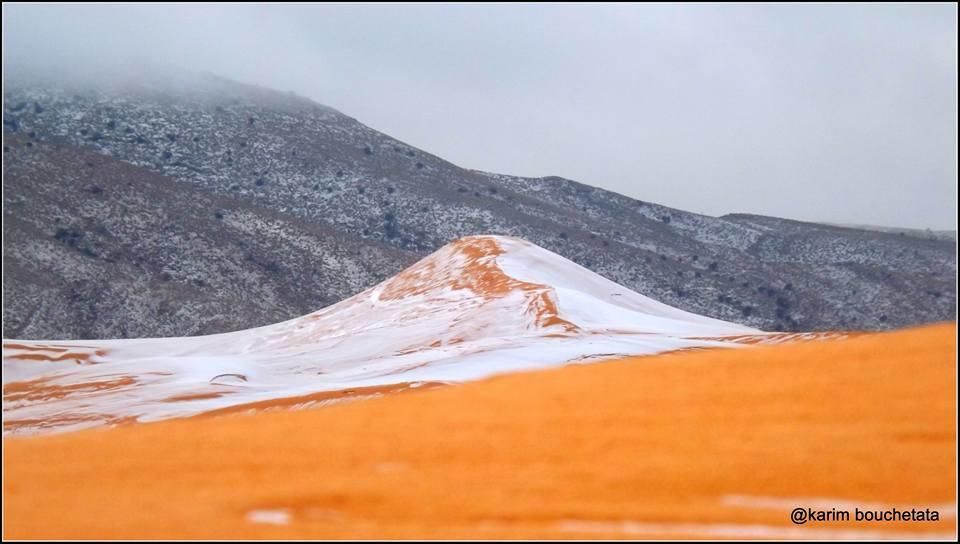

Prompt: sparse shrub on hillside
[708,262,719,272]
[416,162,424,169]
[661,215,671,224]
[245,253,282,274]
[363,145,373,155]
[559,232,568,240]
[53,228,97,258]
[53,227,83,247]
[161,151,172,160]
[106,120,116,130]
[33,102,44,114]
[384,218,400,239]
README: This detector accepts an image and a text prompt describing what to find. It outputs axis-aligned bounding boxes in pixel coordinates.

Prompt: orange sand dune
[3,323,956,540]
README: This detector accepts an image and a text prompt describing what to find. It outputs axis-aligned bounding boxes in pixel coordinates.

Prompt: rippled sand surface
[3,323,955,539]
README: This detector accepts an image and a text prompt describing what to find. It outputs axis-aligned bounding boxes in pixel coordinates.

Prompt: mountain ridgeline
[2,70,956,339]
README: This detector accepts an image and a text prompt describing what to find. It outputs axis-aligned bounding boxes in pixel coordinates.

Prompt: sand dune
[4,323,955,540]
[4,235,778,436]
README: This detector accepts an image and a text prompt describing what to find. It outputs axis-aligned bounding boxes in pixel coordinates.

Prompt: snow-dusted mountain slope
[4,72,956,339]
[3,236,834,436]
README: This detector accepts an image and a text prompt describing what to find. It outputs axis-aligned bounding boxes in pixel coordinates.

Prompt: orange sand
[3,323,956,539]
[1,344,106,364]
[191,381,448,418]
[379,236,578,331]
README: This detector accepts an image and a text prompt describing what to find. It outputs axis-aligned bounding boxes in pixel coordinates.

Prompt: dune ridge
[4,235,787,436]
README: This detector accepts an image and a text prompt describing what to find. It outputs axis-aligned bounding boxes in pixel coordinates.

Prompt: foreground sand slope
[3,323,956,539]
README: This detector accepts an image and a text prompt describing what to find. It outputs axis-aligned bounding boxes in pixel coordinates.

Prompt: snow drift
[3,235,823,436]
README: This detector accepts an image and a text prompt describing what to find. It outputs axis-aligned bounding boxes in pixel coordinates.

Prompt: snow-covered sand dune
[4,235,826,436]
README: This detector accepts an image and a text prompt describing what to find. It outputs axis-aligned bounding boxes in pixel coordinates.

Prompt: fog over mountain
[2,69,955,339]
[3,3,956,230]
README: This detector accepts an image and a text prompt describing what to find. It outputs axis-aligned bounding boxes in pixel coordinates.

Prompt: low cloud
[3,3,956,229]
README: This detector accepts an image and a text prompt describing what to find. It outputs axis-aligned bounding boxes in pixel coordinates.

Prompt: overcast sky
[3,3,957,229]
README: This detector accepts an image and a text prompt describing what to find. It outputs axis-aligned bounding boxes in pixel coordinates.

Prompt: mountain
[2,69,956,339]
[819,222,956,242]
[6,235,847,436]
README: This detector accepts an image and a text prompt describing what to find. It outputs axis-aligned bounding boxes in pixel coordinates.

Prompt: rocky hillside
[3,70,956,339]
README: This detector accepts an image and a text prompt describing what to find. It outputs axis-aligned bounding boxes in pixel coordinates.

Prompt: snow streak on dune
[4,235,799,436]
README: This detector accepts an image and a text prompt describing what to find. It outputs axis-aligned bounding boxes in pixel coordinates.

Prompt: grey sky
[3,3,957,229]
